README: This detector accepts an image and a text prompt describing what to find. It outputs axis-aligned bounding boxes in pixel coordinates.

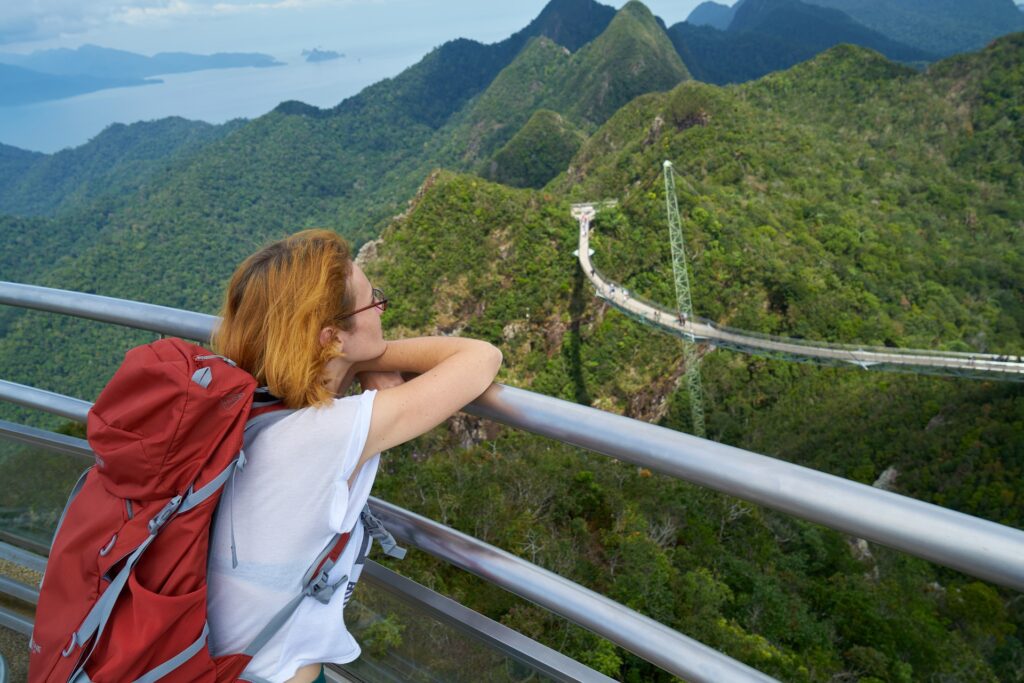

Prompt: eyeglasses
[337,287,388,321]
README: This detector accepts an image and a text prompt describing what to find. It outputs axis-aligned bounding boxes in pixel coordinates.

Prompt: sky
[0,1,730,58]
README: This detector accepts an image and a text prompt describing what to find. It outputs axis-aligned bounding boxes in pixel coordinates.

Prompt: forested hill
[433,1,689,180]
[0,117,246,218]
[1,4,1023,682]
[359,36,1022,681]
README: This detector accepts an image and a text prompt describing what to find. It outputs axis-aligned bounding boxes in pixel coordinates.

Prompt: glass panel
[342,579,558,683]
[0,434,87,552]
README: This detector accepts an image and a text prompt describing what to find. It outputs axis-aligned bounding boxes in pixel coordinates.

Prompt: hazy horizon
[0,1,734,154]
[0,1,728,57]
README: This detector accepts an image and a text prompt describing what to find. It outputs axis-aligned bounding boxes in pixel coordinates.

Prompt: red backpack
[28,338,356,683]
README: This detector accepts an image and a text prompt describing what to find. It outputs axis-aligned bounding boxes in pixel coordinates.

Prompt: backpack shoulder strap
[361,504,407,560]
[236,531,352,661]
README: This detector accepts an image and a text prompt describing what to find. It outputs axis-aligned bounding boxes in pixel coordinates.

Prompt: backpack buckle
[147,495,183,535]
[305,570,348,605]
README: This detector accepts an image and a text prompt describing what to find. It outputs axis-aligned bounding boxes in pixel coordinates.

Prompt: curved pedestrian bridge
[572,204,1024,382]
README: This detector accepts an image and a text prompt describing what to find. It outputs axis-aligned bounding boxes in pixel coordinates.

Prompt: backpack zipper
[194,354,237,367]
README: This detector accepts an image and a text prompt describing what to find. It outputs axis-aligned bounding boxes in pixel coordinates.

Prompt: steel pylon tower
[663,160,706,437]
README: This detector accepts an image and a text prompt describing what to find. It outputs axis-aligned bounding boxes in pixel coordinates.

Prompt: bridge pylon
[664,160,706,438]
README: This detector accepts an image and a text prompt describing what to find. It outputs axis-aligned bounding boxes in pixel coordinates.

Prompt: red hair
[212,229,355,409]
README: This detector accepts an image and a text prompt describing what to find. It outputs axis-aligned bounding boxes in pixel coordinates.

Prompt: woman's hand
[356,370,406,392]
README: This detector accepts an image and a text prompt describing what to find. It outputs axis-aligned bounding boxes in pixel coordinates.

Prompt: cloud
[0,0,344,46]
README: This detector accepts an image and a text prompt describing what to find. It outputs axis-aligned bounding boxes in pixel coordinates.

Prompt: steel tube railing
[0,576,37,606]
[0,400,776,683]
[2,281,1023,592]
[368,498,775,682]
[0,281,212,341]
[466,384,1024,591]
[0,381,91,427]
[0,385,91,426]
[0,606,32,636]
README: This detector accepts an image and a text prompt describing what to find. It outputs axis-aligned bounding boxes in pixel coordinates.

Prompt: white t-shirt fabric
[207,389,379,682]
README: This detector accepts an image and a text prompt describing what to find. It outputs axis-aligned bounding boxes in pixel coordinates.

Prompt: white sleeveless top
[207,389,379,682]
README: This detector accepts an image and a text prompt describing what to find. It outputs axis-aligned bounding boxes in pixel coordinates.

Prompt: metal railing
[574,214,1024,381]
[0,281,777,683]
[3,281,1024,680]
[0,385,776,683]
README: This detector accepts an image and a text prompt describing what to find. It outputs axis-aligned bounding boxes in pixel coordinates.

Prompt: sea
[0,47,422,155]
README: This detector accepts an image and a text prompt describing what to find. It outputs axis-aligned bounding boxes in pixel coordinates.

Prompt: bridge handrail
[576,217,1024,378]
[0,414,772,683]
[2,280,1024,594]
[599,274,1016,361]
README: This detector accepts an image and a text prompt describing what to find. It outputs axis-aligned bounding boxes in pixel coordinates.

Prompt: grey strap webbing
[67,532,158,682]
[361,505,407,559]
[178,456,242,514]
[53,468,91,542]
[222,408,295,568]
[241,592,307,658]
[64,450,243,680]
[39,467,91,592]
[132,622,210,683]
[243,410,294,445]
[240,533,349,658]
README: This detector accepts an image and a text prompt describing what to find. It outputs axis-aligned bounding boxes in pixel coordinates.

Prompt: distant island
[301,48,345,63]
[0,44,283,106]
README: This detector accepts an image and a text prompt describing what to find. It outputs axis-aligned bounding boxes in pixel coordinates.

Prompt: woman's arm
[356,337,502,461]
[350,337,498,376]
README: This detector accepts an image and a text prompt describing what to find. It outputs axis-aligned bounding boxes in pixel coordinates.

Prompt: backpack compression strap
[64,472,232,682]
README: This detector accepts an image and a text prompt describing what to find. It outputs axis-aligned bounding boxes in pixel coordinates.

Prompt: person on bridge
[207,229,503,683]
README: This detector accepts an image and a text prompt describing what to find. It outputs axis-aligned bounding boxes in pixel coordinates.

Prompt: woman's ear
[319,325,343,350]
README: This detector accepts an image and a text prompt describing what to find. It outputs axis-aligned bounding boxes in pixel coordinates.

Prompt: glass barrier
[0,435,85,552]
[0,623,28,683]
[341,581,556,683]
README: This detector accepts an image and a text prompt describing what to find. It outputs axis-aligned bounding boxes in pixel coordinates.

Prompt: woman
[205,228,503,683]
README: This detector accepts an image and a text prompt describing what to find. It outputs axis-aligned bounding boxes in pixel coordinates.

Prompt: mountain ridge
[668,0,932,85]
[687,1,736,29]
[435,0,689,175]
[801,0,1024,56]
